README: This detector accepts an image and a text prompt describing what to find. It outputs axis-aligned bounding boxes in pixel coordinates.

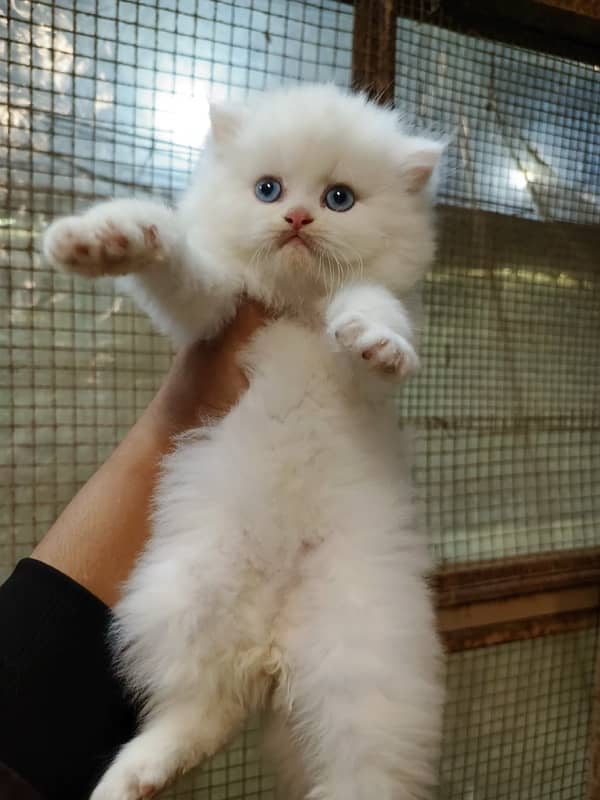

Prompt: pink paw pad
[98,228,131,262]
[138,783,158,799]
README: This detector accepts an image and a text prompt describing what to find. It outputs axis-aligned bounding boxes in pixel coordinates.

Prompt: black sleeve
[0,559,139,800]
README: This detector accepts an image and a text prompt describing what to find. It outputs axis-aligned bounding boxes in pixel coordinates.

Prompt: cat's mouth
[277,231,312,251]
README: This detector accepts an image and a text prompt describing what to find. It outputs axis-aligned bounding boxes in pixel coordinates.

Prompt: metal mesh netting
[440,629,598,800]
[393,9,600,800]
[2,1,599,799]
[394,16,600,563]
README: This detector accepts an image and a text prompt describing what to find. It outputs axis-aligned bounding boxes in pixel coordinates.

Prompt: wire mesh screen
[393,7,600,800]
[394,14,600,563]
[439,629,598,800]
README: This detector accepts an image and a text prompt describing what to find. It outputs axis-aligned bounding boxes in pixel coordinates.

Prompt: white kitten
[43,84,444,800]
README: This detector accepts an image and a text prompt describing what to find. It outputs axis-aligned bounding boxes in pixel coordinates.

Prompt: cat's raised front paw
[43,215,162,278]
[329,312,419,379]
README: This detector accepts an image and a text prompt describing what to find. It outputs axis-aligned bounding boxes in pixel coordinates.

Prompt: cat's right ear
[399,139,446,195]
[209,103,244,146]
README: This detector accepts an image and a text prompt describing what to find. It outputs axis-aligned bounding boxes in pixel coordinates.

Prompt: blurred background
[1,1,599,797]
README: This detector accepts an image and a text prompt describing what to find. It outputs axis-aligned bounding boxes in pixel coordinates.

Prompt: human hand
[149,299,271,438]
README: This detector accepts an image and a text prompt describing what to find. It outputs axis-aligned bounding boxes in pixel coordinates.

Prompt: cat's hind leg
[90,693,244,800]
[281,551,443,800]
[42,198,179,278]
[262,709,310,800]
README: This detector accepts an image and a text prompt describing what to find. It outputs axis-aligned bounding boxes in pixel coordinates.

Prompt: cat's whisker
[318,248,334,293]
[327,238,366,285]
[325,253,337,298]
[316,248,330,294]
[315,235,357,282]
[317,249,326,289]
[326,249,344,295]
[326,254,339,300]
[342,243,365,282]
[248,245,262,271]
[333,251,345,292]
[248,241,272,272]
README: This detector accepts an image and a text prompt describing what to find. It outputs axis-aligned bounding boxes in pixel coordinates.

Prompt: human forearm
[32,409,168,607]
[32,300,269,607]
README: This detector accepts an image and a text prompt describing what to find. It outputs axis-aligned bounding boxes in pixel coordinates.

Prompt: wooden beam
[439,586,600,627]
[534,0,600,20]
[397,0,600,70]
[442,607,598,653]
[433,548,600,651]
[435,549,600,608]
[351,0,397,104]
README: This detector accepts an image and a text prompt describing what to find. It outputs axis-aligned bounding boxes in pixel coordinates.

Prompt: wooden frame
[349,0,600,69]
[534,0,600,21]
[434,549,600,651]
[435,550,600,608]
[397,0,600,69]
[351,0,396,104]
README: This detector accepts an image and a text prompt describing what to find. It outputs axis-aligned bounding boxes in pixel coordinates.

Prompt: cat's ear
[209,103,244,146]
[399,139,446,194]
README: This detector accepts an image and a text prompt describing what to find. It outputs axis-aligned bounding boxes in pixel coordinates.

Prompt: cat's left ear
[209,103,245,146]
[398,139,446,194]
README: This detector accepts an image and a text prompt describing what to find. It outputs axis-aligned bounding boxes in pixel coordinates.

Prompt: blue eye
[324,184,355,212]
[255,177,282,203]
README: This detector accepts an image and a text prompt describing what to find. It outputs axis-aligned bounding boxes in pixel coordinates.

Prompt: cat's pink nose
[284,207,314,231]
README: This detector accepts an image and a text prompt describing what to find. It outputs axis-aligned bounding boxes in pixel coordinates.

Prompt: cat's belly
[147,319,423,653]
[161,322,406,539]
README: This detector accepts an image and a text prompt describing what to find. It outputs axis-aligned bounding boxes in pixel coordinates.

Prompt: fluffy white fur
[43,84,444,800]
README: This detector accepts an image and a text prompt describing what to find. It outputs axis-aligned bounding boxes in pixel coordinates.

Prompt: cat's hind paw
[42,214,162,278]
[89,753,168,800]
[329,312,419,379]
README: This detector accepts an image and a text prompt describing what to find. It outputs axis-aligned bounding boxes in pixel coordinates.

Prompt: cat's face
[185,85,443,308]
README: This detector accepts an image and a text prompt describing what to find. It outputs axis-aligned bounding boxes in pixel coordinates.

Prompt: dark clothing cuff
[0,558,138,800]
[0,761,43,800]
